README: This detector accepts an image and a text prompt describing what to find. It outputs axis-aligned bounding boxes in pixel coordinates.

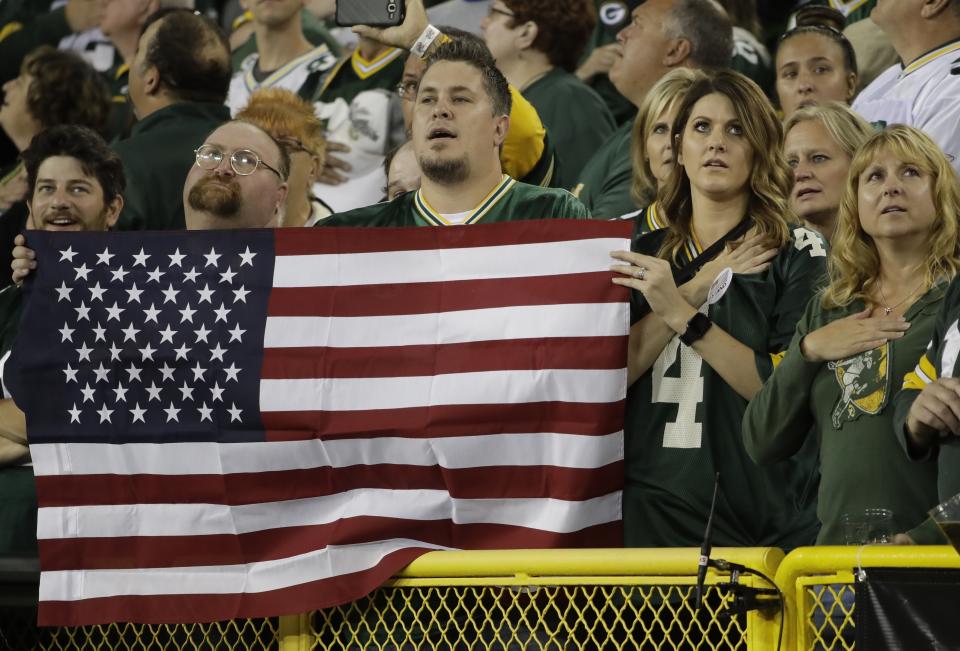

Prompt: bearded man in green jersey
[323,32,587,226]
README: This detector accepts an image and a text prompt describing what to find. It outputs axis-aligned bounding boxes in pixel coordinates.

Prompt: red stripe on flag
[275,219,633,256]
[38,519,623,571]
[261,337,627,379]
[266,273,623,317]
[35,462,623,507]
[262,401,626,440]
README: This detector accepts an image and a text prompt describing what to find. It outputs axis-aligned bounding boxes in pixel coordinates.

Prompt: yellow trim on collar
[828,0,870,16]
[350,47,404,80]
[415,176,516,226]
[0,22,23,44]
[903,41,960,77]
[115,63,129,80]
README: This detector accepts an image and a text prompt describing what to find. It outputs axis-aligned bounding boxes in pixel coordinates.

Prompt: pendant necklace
[877,279,925,316]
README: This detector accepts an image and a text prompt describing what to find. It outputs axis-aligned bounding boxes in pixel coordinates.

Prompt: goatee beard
[188,176,242,217]
[419,154,469,185]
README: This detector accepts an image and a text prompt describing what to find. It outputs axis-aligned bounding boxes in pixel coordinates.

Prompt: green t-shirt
[744,284,944,545]
[624,224,828,549]
[893,274,960,543]
[113,101,231,231]
[571,120,636,220]
[321,176,589,227]
[523,68,616,190]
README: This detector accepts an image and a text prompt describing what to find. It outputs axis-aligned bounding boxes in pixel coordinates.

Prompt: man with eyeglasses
[183,120,289,230]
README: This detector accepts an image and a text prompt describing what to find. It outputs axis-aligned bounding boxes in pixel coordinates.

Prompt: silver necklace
[877,279,925,316]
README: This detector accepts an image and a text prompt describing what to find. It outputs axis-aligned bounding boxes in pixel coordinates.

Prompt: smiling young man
[0,124,124,554]
[323,37,587,227]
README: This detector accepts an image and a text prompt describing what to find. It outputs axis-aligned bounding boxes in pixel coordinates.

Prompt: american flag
[9,220,630,626]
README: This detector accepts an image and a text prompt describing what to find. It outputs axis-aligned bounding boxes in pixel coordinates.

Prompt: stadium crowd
[2,0,960,565]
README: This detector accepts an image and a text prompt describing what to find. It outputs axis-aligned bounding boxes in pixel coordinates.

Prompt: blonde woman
[236,88,331,227]
[610,69,827,548]
[623,68,706,231]
[743,125,960,544]
[784,102,873,244]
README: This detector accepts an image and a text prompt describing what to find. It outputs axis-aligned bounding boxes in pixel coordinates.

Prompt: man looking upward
[325,36,586,226]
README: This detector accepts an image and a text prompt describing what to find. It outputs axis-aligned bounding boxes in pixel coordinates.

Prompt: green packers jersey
[321,176,589,227]
[894,275,960,534]
[315,47,405,106]
[523,68,616,190]
[631,202,666,241]
[624,224,828,549]
[571,121,637,220]
[731,27,774,97]
[745,283,943,544]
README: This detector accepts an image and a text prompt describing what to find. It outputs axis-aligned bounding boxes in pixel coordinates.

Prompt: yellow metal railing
[279,547,785,651]
[6,545,960,649]
[774,545,960,651]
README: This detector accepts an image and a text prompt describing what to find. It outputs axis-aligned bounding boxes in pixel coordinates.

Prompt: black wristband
[679,312,712,346]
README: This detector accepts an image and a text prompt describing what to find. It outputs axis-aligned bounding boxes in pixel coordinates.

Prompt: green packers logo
[829,344,889,429]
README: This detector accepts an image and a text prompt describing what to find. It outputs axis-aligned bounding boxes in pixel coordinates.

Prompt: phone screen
[336,0,406,27]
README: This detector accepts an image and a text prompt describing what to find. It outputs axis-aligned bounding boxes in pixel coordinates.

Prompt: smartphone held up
[336,0,406,27]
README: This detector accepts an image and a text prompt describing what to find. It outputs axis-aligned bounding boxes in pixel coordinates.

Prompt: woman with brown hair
[743,125,959,544]
[611,69,827,548]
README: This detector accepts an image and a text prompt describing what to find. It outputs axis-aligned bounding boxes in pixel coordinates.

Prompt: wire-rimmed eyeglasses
[194,144,283,179]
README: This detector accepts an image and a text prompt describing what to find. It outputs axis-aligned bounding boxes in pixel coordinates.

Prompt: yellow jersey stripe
[0,22,23,44]
[770,351,786,369]
[902,354,937,390]
[351,47,403,80]
[828,0,870,15]
[415,176,516,226]
[903,41,960,77]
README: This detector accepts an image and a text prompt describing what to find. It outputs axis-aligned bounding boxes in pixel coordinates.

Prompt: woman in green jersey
[610,69,826,548]
[742,125,960,544]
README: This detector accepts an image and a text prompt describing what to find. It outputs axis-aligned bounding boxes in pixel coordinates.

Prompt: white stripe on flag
[272,238,628,287]
[40,538,453,601]
[30,432,624,476]
[263,303,625,348]
[37,491,622,539]
[259,369,627,412]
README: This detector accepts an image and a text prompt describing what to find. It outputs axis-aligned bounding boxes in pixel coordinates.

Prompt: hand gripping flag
[8,220,631,626]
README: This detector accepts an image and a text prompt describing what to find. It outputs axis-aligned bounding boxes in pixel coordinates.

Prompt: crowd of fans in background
[2,0,960,562]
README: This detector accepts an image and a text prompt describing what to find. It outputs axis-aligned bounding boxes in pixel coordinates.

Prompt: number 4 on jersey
[793,227,827,258]
[651,306,707,449]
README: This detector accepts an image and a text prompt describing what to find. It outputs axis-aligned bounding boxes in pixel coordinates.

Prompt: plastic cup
[840,508,894,545]
[929,493,960,554]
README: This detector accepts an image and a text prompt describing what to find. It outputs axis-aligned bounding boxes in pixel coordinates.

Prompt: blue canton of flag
[11,230,274,443]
